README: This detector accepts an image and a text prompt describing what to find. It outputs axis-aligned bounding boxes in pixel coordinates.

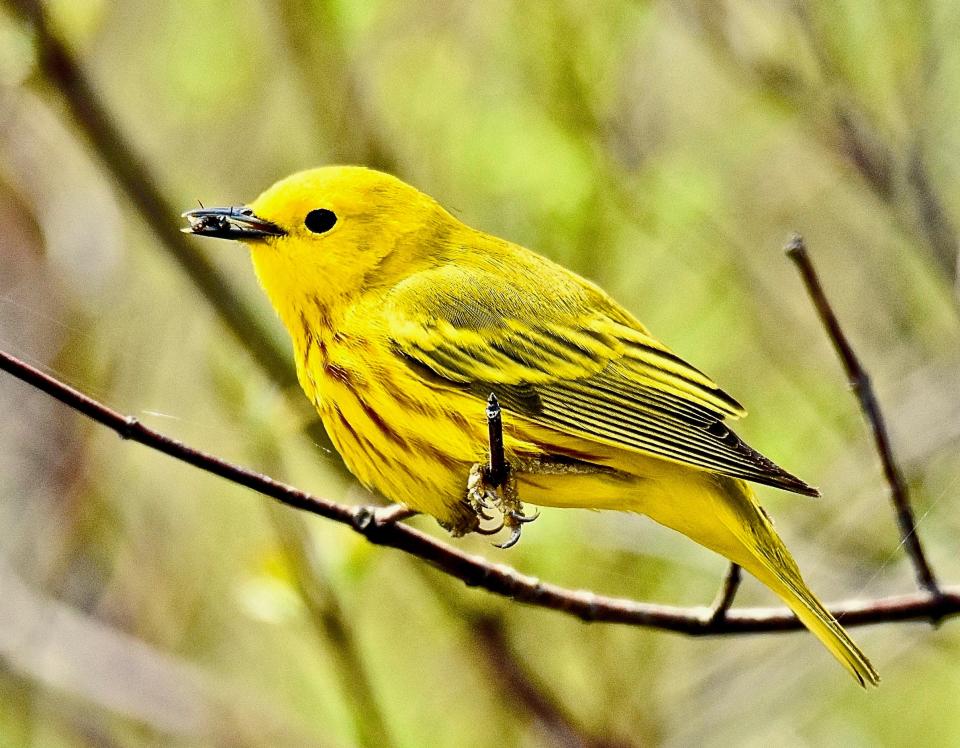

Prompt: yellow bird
[184,166,878,686]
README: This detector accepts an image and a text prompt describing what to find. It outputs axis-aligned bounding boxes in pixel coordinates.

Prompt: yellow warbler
[184,166,878,686]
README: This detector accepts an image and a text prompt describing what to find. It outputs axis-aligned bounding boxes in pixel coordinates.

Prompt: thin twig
[785,234,943,602]
[709,564,743,625]
[4,347,959,634]
[2,0,954,639]
[374,504,418,524]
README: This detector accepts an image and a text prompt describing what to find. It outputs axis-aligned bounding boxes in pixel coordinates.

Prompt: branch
[709,564,743,624]
[0,0,954,636]
[4,346,959,634]
[785,235,943,600]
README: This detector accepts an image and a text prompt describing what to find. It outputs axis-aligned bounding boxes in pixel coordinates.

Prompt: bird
[183,165,878,686]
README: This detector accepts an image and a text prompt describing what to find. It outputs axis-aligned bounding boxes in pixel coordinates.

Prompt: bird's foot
[466,460,539,548]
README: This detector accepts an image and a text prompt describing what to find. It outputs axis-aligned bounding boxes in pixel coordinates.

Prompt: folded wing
[384,263,817,496]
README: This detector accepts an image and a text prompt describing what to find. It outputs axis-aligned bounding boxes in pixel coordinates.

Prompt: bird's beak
[181,206,286,240]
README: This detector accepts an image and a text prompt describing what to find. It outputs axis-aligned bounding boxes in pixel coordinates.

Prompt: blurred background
[1,1,959,745]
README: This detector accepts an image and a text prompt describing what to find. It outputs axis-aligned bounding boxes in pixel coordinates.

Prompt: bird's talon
[493,525,523,550]
[508,509,540,524]
[467,453,539,548]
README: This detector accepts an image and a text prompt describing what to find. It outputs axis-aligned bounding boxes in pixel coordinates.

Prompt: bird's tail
[518,447,880,685]
[714,478,880,687]
[746,550,879,687]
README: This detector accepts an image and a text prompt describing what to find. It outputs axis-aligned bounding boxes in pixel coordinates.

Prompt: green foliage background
[1,1,959,745]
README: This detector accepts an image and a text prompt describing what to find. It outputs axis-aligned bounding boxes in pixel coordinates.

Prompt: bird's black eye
[305,208,337,234]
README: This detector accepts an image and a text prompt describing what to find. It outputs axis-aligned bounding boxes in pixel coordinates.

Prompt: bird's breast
[299,332,489,524]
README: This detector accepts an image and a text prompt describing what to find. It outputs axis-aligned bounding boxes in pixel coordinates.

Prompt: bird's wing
[383,262,817,496]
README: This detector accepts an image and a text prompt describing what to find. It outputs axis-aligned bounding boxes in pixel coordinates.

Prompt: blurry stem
[2,0,335,450]
[414,568,613,748]
[4,2,384,734]
[234,383,394,748]
[267,507,394,748]
[5,345,960,634]
[794,5,959,286]
[785,235,944,608]
[0,557,323,744]
[273,0,398,171]
[683,1,959,283]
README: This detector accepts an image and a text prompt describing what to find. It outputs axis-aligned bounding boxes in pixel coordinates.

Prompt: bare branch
[1,0,955,643]
[709,564,743,625]
[785,234,943,602]
[4,346,959,634]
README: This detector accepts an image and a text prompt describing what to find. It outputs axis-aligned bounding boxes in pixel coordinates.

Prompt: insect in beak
[182,206,285,240]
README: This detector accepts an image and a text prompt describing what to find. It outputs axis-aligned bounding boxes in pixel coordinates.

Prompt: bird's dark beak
[181,206,286,240]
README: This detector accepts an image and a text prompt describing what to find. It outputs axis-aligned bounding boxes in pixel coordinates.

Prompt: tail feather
[521,449,880,686]
[745,547,880,687]
[718,480,880,687]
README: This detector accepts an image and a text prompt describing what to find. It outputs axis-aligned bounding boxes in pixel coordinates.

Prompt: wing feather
[382,263,817,496]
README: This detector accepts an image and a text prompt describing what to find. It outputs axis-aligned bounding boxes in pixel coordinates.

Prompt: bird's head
[183,166,457,328]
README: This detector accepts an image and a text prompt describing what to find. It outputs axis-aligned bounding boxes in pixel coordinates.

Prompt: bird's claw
[494,525,523,550]
[508,509,539,524]
[493,504,539,548]
[465,460,540,548]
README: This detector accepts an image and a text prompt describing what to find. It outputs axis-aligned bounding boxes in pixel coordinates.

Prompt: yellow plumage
[185,166,878,686]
